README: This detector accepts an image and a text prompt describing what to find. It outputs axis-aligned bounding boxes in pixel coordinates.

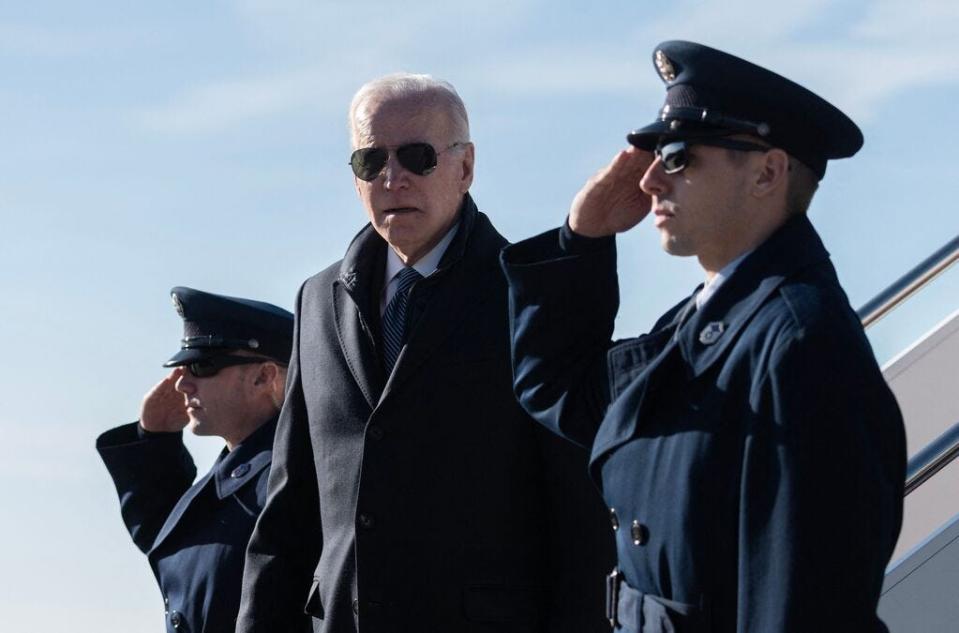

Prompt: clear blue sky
[2,1,957,630]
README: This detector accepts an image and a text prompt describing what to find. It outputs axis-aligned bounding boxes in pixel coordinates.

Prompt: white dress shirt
[696,250,752,310]
[380,222,460,315]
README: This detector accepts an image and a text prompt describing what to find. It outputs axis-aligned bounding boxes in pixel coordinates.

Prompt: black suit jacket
[237,195,614,633]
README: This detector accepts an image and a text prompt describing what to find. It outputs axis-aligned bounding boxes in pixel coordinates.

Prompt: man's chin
[659,234,694,258]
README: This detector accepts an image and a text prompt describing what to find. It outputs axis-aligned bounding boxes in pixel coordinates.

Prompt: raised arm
[500,147,653,448]
[96,370,197,553]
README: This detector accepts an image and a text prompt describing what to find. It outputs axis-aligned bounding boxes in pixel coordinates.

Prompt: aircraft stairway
[866,235,959,631]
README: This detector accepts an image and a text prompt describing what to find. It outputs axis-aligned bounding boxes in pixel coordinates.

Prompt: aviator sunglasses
[185,355,277,378]
[349,142,465,181]
[655,138,771,174]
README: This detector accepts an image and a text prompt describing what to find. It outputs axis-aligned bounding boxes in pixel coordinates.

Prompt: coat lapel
[589,306,689,471]
[332,225,388,409]
[151,462,218,552]
[588,215,832,472]
[378,197,498,404]
[675,214,831,379]
[150,418,278,551]
[214,417,277,499]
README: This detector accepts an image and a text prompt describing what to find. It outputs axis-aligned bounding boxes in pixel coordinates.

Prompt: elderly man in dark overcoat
[97,287,292,633]
[235,74,614,633]
[500,41,907,632]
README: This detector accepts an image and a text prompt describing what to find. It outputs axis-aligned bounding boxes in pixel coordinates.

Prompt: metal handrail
[904,420,959,497]
[857,235,959,328]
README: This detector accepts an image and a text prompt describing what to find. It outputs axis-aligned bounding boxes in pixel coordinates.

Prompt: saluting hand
[139,368,189,433]
[568,146,653,237]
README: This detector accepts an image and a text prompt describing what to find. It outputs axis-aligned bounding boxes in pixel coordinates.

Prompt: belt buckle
[605,568,623,628]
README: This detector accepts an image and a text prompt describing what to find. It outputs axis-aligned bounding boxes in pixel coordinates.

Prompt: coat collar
[213,415,277,499]
[331,194,504,410]
[674,214,830,378]
[150,416,277,552]
[336,192,480,293]
[589,215,831,473]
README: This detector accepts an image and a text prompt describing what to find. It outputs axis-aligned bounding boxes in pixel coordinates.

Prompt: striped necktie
[382,267,422,372]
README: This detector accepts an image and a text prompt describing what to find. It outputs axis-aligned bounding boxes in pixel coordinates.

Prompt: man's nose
[382,153,411,190]
[639,157,669,197]
[174,370,195,395]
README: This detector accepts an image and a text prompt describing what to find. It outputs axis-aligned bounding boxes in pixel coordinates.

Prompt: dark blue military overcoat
[97,417,276,633]
[236,195,615,633]
[500,216,906,632]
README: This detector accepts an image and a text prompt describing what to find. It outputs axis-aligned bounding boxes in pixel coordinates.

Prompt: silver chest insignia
[699,321,726,345]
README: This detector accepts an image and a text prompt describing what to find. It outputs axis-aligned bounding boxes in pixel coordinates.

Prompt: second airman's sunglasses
[655,138,771,174]
[186,355,276,378]
[349,142,464,181]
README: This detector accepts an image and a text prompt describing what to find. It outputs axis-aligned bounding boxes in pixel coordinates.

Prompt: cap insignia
[248,338,260,349]
[171,292,185,318]
[655,50,676,82]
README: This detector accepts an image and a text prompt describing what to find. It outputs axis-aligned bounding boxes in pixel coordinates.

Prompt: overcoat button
[631,520,649,546]
[169,610,182,629]
[352,599,360,614]
[358,513,375,529]
[368,426,384,441]
[231,463,251,478]
[609,508,619,531]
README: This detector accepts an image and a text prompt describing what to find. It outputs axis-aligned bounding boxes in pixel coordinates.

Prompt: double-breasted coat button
[368,425,384,441]
[169,610,182,629]
[631,520,649,546]
[231,463,251,478]
[609,508,619,531]
[358,513,375,529]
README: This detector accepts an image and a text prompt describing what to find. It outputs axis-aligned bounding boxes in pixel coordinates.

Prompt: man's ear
[752,148,789,199]
[252,362,278,388]
[458,142,475,193]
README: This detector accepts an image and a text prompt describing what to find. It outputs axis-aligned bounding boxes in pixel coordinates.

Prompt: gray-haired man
[236,74,615,633]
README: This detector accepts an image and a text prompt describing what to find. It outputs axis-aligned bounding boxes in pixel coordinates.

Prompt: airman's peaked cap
[627,40,863,180]
[164,286,294,367]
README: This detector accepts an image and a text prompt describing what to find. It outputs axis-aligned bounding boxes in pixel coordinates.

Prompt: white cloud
[851,0,959,41]
[0,21,147,58]
[131,0,959,134]
[134,68,337,134]
[632,0,836,46]
[624,0,959,122]
[461,45,643,97]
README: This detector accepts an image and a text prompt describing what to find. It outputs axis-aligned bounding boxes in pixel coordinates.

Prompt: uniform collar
[213,415,277,500]
[697,249,751,310]
[675,214,831,378]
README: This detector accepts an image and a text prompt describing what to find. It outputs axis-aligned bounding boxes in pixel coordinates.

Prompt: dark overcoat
[236,195,615,633]
[97,417,276,633]
[500,215,906,632]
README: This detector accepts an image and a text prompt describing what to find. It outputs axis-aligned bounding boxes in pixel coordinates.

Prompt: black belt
[606,569,704,632]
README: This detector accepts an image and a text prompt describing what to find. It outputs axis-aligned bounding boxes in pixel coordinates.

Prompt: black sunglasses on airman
[655,138,771,174]
[349,142,464,181]
[186,355,274,378]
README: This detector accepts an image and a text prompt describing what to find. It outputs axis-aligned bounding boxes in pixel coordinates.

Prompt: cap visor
[627,119,736,149]
[626,121,672,149]
[163,347,221,367]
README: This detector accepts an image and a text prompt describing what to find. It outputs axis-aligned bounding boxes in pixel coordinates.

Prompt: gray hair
[349,73,470,148]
